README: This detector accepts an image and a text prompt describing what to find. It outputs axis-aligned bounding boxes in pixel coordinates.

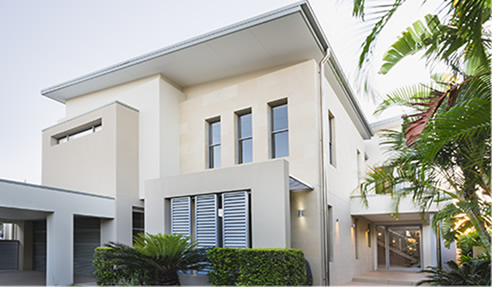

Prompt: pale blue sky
[0,0,439,184]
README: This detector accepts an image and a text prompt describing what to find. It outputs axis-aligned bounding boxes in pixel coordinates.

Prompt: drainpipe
[319,48,331,285]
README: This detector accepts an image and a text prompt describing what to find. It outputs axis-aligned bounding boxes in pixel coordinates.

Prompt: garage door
[74,216,100,277]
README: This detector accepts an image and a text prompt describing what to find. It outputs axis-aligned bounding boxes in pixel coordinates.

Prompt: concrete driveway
[0,270,96,286]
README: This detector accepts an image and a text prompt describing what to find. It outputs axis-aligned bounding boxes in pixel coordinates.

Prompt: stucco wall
[322,75,372,284]
[62,75,184,198]
[145,160,291,248]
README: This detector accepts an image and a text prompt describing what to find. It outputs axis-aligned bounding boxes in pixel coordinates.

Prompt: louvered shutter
[195,194,218,248]
[222,191,250,248]
[171,197,192,237]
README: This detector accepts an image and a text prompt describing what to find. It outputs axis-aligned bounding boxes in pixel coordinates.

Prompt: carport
[0,179,114,285]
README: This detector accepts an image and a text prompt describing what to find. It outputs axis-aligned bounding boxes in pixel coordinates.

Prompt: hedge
[93,247,152,285]
[208,248,306,286]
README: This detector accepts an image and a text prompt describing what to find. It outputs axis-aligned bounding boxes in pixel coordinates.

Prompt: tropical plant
[353,0,491,74]
[354,0,491,252]
[98,233,208,285]
[417,258,491,286]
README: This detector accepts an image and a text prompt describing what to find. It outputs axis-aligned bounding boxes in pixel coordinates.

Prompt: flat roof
[41,1,372,139]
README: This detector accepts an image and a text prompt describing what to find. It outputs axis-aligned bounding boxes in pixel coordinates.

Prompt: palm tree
[359,69,491,251]
[102,233,208,285]
[353,0,491,74]
[353,0,491,251]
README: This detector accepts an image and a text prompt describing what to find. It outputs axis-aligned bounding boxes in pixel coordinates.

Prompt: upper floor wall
[179,60,320,184]
[42,102,138,198]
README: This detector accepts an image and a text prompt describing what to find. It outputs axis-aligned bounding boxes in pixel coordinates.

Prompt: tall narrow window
[271,101,289,158]
[356,149,361,185]
[328,112,335,165]
[132,207,144,242]
[237,111,252,164]
[208,118,221,169]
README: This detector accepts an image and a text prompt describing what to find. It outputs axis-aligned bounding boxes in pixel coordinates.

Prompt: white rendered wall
[321,74,373,285]
[63,75,184,198]
[0,180,114,285]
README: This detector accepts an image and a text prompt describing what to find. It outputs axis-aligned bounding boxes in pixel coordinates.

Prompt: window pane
[239,138,252,163]
[273,131,289,158]
[210,121,221,145]
[272,104,288,131]
[238,113,252,138]
[210,145,221,168]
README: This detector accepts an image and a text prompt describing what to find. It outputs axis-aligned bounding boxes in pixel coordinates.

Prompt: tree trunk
[157,271,181,286]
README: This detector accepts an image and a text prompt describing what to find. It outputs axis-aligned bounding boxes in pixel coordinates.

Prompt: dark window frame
[237,109,252,164]
[270,99,289,159]
[208,117,221,169]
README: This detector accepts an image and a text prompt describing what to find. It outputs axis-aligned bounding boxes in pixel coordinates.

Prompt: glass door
[377,225,422,270]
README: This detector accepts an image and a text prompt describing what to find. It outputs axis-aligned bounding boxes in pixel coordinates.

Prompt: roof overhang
[289,175,314,191]
[41,0,372,139]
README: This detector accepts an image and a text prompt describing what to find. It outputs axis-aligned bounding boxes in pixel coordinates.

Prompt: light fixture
[298,209,304,217]
[336,218,339,222]
[351,224,356,228]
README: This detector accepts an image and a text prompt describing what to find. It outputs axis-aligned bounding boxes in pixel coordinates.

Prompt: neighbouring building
[0,1,455,285]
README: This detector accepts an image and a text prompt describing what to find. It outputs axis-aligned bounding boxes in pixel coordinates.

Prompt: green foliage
[93,233,208,286]
[417,258,491,286]
[208,248,306,286]
[208,248,240,285]
[457,230,492,262]
[93,247,151,285]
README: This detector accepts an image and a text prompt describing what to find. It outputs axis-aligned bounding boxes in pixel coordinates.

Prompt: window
[328,205,334,262]
[328,112,335,165]
[237,110,252,164]
[132,207,144,242]
[356,149,361,185]
[354,218,359,260]
[270,101,288,158]
[208,118,221,169]
[53,119,102,145]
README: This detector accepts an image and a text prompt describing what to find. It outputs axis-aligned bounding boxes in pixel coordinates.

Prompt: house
[0,1,453,285]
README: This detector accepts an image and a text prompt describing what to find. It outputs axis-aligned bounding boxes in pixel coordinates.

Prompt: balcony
[351,193,442,222]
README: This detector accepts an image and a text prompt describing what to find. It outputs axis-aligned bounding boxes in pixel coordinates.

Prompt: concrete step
[349,270,427,286]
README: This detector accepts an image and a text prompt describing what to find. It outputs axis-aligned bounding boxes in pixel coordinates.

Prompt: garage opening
[74,216,100,277]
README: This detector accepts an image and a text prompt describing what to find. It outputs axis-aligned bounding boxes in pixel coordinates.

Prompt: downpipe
[319,48,331,285]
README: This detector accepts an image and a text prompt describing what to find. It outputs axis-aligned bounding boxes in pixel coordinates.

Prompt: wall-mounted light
[298,209,304,217]
[336,218,339,222]
[351,224,356,228]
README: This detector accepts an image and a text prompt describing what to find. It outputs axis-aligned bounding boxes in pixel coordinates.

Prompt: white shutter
[222,191,250,248]
[171,197,192,237]
[195,194,218,248]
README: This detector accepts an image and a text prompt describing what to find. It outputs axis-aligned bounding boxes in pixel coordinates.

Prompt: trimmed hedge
[208,248,306,286]
[93,247,152,285]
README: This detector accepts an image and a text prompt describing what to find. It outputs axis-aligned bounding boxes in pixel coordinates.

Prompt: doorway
[376,225,422,270]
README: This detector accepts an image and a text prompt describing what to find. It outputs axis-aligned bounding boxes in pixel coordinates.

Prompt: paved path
[0,270,96,286]
[345,270,428,286]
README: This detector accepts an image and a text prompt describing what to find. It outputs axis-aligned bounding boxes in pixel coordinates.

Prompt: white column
[46,211,73,286]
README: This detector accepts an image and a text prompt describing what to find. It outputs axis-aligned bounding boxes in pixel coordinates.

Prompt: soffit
[42,8,323,103]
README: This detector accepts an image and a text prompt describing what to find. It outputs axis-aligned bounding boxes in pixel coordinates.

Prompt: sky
[0,0,440,184]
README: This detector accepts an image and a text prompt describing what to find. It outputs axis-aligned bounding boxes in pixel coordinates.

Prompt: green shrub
[93,246,152,285]
[93,247,124,285]
[457,231,481,257]
[208,248,306,286]
[418,258,491,286]
[208,248,240,285]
